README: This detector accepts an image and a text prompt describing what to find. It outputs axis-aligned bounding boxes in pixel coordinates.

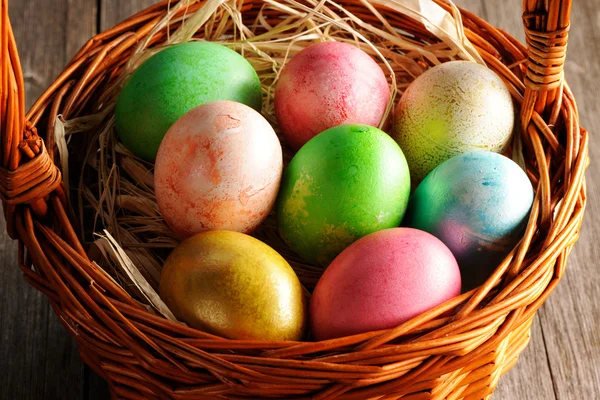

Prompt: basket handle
[0,0,24,172]
[520,0,572,229]
[1,0,63,237]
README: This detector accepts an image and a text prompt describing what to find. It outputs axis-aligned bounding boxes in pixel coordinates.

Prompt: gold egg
[159,230,307,341]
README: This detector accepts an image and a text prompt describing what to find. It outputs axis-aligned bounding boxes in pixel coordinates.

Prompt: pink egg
[155,101,283,238]
[310,228,461,341]
[274,42,390,149]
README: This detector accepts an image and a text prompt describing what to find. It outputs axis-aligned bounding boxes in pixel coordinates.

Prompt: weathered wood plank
[86,366,111,400]
[99,0,158,30]
[0,218,46,400]
[0,1,96,400]
[453,0,485,19]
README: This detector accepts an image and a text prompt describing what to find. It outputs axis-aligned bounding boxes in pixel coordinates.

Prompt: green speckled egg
[115,41,262,161]
[391,61,514,186]
[277,124,411,266]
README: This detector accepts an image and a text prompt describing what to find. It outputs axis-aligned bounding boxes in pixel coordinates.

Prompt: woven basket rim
[0,0,587,398]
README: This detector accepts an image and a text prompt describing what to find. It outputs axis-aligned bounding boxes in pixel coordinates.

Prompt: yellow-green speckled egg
[391,61,514,186]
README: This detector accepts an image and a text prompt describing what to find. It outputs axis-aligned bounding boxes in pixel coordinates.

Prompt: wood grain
[99,0,158,30]
[0,0,598,399]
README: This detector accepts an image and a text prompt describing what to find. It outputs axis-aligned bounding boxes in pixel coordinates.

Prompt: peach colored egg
[155,100,283,238]
[274,42,391,150]
[310,228,461,341]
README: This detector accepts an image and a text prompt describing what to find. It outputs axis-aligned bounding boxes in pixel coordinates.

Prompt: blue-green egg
[404,151,534,290]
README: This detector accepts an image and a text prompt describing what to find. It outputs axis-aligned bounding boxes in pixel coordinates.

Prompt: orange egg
[155,101,283,238]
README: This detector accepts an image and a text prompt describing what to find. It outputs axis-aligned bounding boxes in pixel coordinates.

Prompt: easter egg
[277,124,411,266]
[159,230,307,340]
[310,228,461,340]
[404,151,534,290]
[116,41,262,161]
[391,61,514,185]
[155,101,282,238]
[274,42,390,149]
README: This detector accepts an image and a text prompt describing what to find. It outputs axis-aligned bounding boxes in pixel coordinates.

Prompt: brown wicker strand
[0,142,62,205]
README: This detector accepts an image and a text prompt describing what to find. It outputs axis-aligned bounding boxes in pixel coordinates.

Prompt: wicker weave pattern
[0,0,587,398]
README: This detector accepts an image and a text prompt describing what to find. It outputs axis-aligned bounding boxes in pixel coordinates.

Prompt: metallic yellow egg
[159,230,307,341]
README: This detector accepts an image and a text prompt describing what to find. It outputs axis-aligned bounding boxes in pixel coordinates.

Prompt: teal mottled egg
[404,151,533,290]
[115,42,262,161]
[277,124,411,266]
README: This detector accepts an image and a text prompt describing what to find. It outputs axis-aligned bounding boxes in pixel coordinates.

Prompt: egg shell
[116,42,262,161]
[159,230,307,341]
[310,228,461,341]
[275,42,390,150]
[155,101,282,238]
[404,151,534,290]
[392,61,515,185]
[277,124,411,266]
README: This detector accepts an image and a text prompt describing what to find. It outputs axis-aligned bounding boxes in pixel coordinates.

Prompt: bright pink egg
[310,228,461,341]
[274,42,390,149]
[155,101,283,238]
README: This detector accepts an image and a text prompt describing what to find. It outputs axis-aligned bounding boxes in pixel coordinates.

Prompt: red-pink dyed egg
[155,101,283,238]
[274,42,390,149]
[310,228,461,341]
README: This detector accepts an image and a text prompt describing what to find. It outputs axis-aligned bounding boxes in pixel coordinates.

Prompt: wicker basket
[0,0,588,398]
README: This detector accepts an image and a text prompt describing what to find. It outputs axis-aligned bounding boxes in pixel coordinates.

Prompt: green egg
[277,124,411,266]
[115,41,262,161]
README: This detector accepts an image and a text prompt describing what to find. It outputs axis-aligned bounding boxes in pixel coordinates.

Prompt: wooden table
[1,1,598,399]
